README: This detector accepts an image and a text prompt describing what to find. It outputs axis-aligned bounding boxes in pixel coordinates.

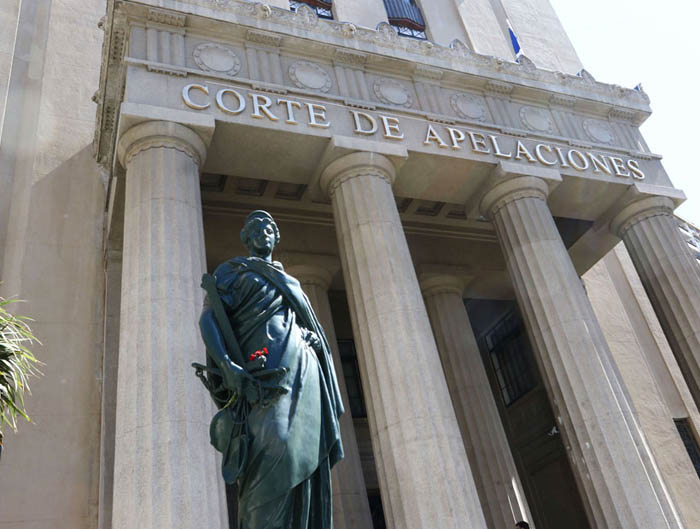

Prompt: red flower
[249,347,270,363]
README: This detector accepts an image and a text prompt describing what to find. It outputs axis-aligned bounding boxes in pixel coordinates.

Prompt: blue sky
[549,0,699,226]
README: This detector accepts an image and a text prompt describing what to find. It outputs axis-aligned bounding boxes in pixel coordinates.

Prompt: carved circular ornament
[288,61,332,92]
[520,106,553,133]
[193,43,241,76]
[582,119,615,144]
[373,79,413,107]
[450,94,486,121]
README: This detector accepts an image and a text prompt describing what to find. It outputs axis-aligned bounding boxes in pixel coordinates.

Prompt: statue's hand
[219,361,253,393]
[253,367,289,406]
[301,328,322,353]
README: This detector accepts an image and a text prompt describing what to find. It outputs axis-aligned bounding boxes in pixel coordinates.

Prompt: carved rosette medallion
[519,106,554,133]
[193,43,241,76]
[372,79,413,107]
[582,119,615,144]
[450,93,486,121]
[288,61,332,92]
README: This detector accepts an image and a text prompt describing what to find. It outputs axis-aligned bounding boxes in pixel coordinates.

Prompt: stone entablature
[95,0,654,169]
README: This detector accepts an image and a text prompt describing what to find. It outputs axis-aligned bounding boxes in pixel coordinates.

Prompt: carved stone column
[611,196,700,407]
[321,152,488,529]
[420,273,533,529]
[286,259,374,529]
[480,173,682,529]
[113,121,227,529]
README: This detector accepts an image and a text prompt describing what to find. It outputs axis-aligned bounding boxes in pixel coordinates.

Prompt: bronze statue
[196,210,344,529]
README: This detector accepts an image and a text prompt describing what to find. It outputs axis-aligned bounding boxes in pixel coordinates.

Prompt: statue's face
[246,219,277,257]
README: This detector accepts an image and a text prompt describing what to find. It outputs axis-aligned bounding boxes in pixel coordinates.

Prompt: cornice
[112,1,651,110]
[94,0,655,170]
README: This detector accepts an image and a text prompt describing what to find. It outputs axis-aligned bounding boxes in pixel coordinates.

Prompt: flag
[507,19,522,60]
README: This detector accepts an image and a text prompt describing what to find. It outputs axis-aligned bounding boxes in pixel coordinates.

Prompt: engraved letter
[554,146,570,168]
[216,88,246,115]
[380,115,404,140]
[587,152,612,174]
[567,149,589,171]
[277,98,303,124]
[182,84,210,110]
[250,93,280,121]
[351,110,377,135]
[306,103,330,129]
[489,135,512,159]
[609,157,630,177]
[447,127,466,150]
[535,144,557,166]
[627,159,645,180]
[515,141,536,163]
[467,131,491,154]
[424,124,448,148]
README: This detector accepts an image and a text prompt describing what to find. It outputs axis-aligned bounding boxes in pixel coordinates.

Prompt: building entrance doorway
[467,299,590,529]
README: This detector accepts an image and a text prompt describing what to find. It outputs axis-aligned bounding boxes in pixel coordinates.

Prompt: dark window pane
[367,490,387,529]
[338,339,367,418]
[674,418,700,479]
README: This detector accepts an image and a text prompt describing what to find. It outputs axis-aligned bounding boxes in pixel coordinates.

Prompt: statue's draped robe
[210,257,344,529]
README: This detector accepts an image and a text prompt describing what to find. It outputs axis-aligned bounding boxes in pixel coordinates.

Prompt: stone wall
[0,1,107,528]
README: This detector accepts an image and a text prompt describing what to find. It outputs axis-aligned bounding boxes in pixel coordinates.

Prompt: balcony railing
[383,0,426,31]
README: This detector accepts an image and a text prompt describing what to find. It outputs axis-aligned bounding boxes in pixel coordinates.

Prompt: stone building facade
[1,0,700,528]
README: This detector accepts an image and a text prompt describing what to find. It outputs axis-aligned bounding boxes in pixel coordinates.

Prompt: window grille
[674,418,700,479]
[289,0,333,19]
[479,311,537,406]
[382,0,427,40]
[337,339,367,418]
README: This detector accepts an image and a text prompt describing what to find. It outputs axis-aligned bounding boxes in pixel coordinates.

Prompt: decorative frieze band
[333,49,367,67]
[484,80,513,96]
[246,29,282,48]
[147,8,186,27]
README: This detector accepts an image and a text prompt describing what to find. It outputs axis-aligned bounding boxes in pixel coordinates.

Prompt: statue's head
[241,210,280,258]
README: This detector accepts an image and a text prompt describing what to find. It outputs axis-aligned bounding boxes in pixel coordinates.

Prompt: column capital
[117,120,208,168]
[419,273,465,298]
[285,263,337,291]
[320,151,397,198]
[610,196,675,238]
[479,175,550,219]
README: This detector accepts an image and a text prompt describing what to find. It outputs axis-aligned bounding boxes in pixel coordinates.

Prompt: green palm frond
[0,296,42,444]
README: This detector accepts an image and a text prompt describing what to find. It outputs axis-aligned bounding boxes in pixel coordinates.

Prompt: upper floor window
[290,0,333,20]
[382,0,427,40]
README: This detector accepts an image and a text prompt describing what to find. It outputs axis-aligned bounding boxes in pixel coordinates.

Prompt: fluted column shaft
[420,275,533,529]
[287,263,375,529]
[481,176,682,529]
[113,121,227,529]
[321,152,488,529]
[612,197,700,407]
